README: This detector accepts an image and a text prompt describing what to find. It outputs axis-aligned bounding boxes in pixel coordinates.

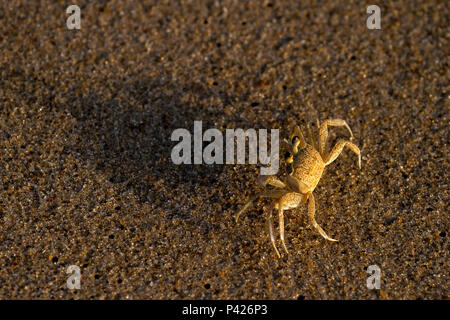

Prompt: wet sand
[0,1,448,299]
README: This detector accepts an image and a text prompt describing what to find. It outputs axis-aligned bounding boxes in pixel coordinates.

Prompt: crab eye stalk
[284,152,294,164]
[292,135,304,154]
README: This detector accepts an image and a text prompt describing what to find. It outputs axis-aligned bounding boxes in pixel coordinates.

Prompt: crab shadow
[62,75,261,219]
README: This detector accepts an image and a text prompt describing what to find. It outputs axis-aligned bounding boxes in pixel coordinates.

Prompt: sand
[0,0,448,299]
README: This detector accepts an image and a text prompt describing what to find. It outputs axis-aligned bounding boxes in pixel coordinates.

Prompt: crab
[235,119,361,258]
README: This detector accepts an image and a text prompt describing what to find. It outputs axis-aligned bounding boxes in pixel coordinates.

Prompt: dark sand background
[0,1,448,299]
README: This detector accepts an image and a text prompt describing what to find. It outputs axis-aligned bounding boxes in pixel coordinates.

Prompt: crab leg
[325,139,361,169]
[235,189,288,222]
[268,206,280,258]
[318,119,353,158]
[307,192,338,242]
[274,192,303,255]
